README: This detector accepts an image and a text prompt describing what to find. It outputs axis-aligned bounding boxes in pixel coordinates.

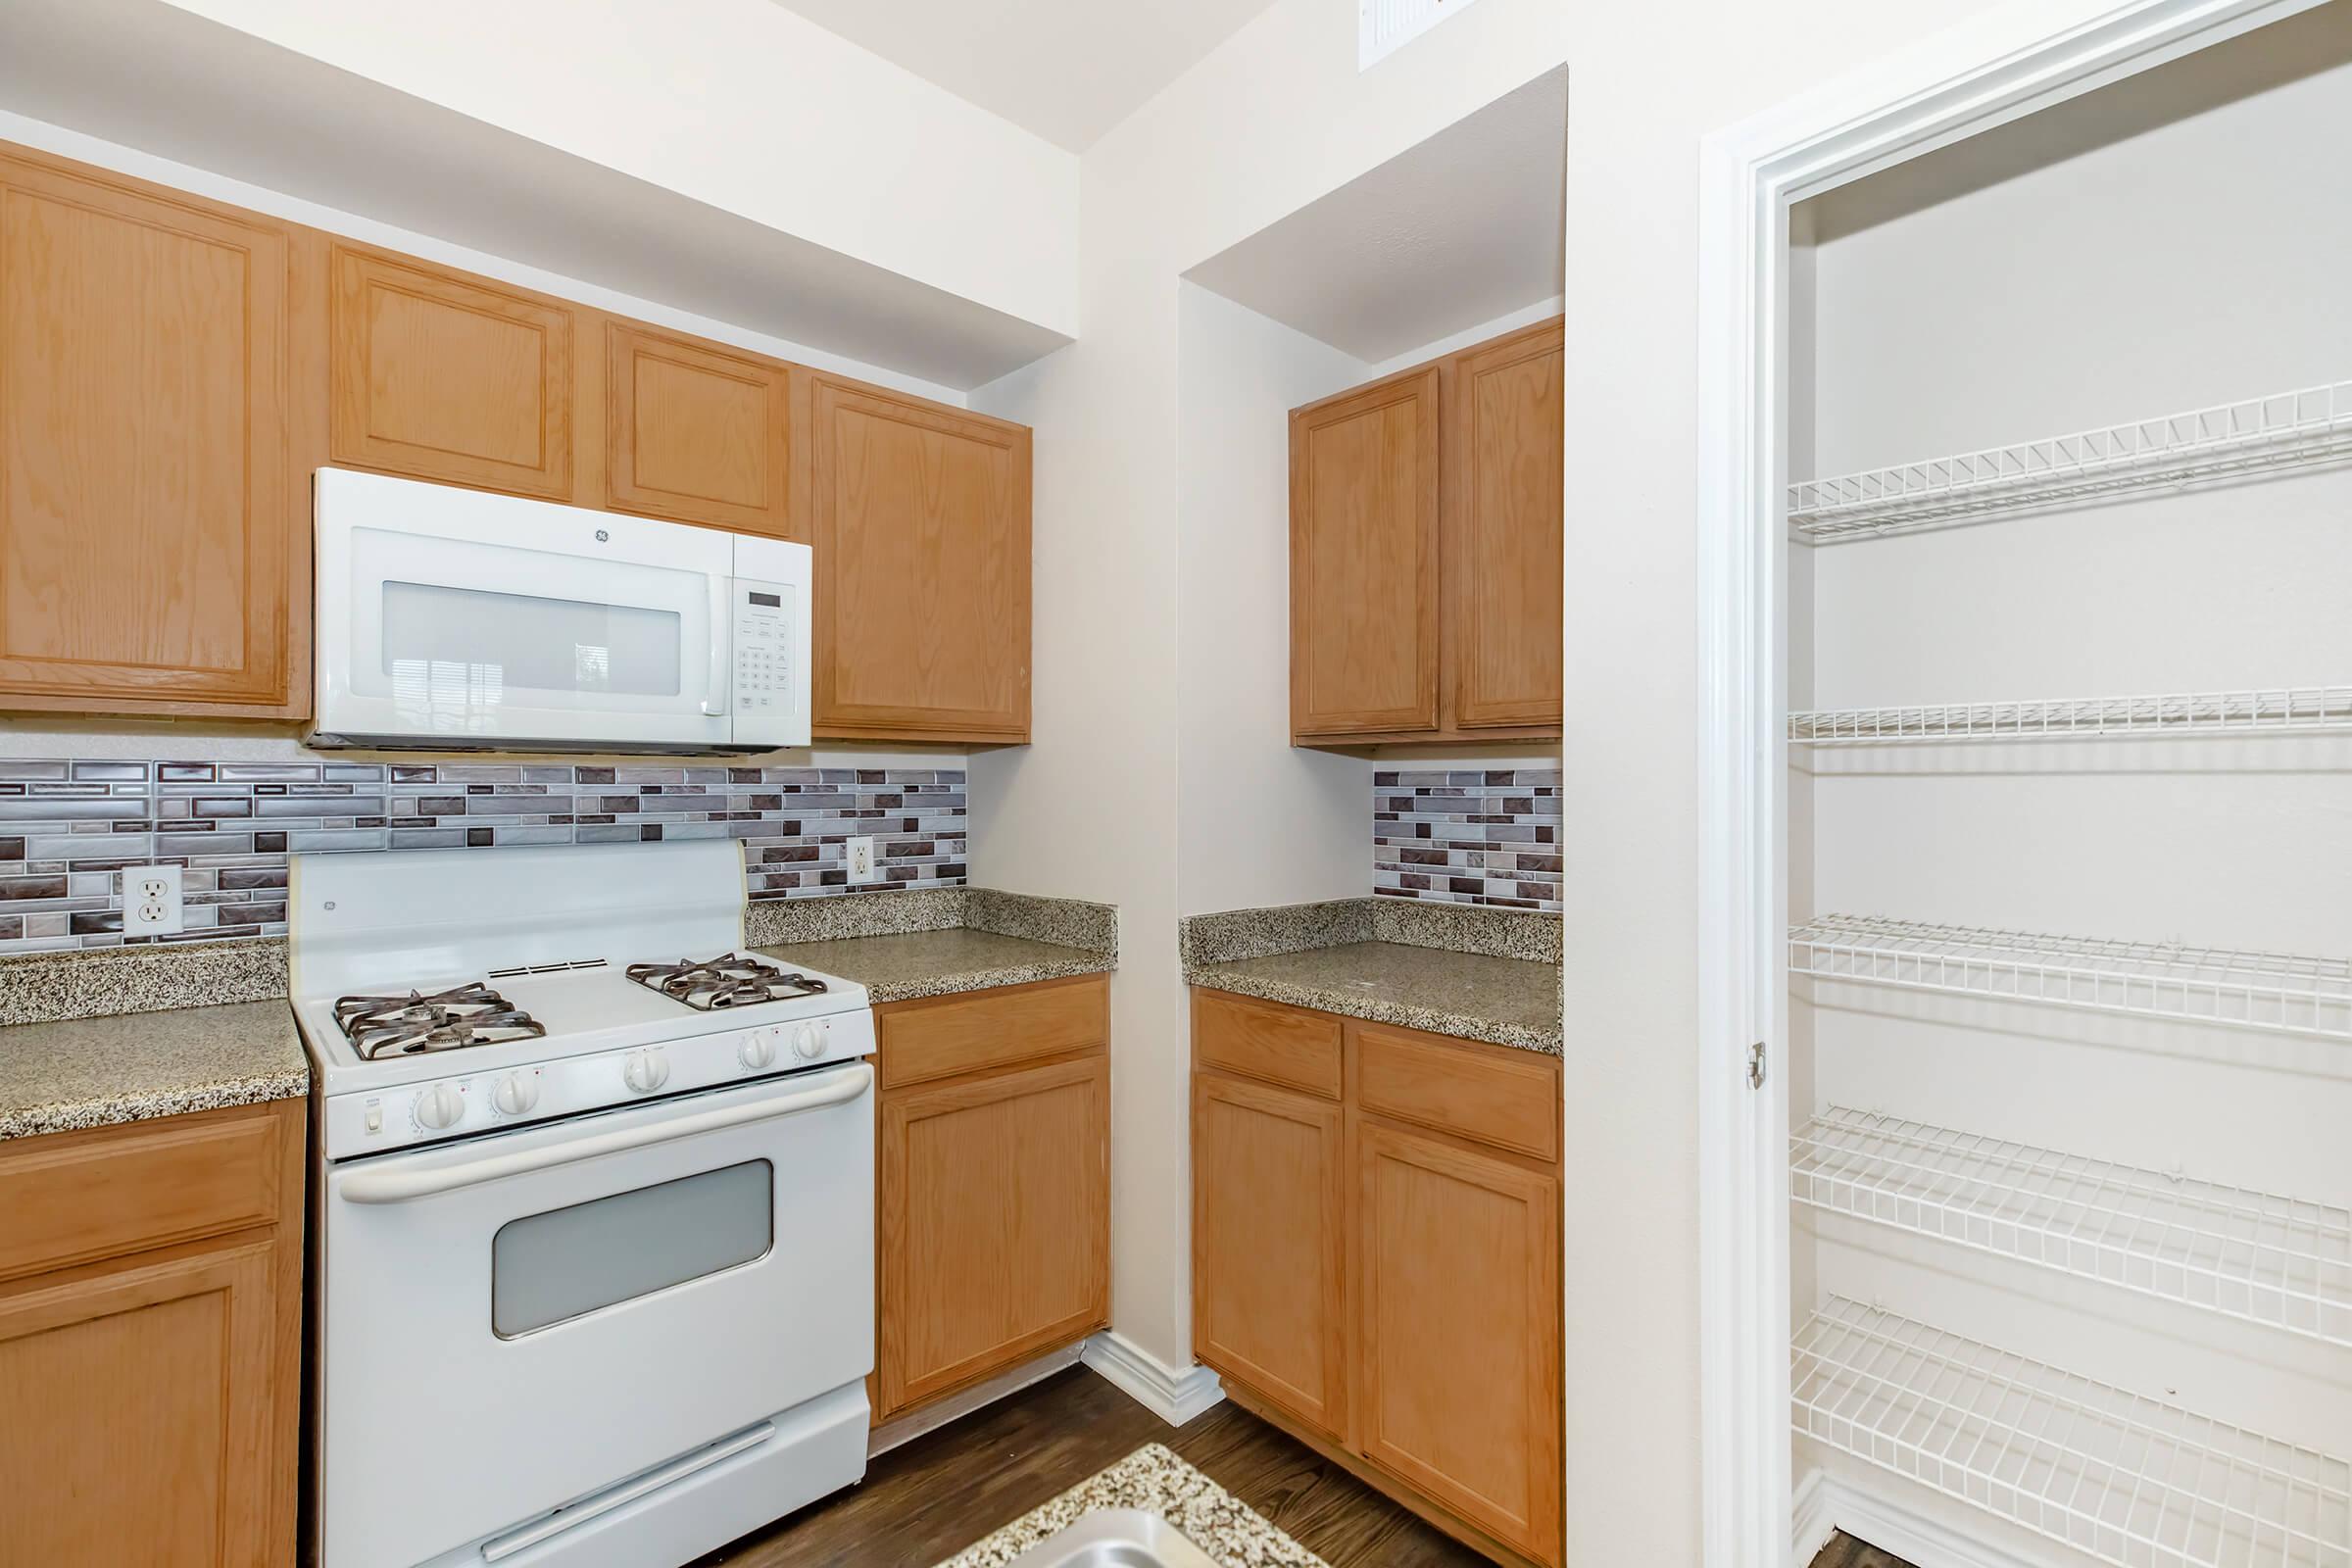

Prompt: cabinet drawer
[878,975,1107,1089]
[1192,990,1342,1100]
[1352,1023,1558,1162]
[0,1102,290,1284]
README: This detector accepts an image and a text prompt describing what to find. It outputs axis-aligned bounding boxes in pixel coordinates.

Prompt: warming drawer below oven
[318,1063,874,1568]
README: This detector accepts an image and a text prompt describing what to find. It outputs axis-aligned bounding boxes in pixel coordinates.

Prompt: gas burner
[332,983,549,1060]
[625,953,831,1012]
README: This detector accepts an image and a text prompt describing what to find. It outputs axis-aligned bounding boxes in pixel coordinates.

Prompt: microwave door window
[379,581,684,721]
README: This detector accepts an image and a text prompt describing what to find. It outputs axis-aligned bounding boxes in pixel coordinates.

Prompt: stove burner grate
[332,982,548,1059]
[625,953,830,1012]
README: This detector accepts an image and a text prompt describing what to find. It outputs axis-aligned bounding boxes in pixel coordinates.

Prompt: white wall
[1794,0,2352,1510]
[1175,283,1374,918]
[152,0,1080,340]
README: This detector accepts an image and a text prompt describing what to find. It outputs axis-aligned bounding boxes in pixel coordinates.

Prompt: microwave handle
[700,575,732,717]
[337,1062,873,1204]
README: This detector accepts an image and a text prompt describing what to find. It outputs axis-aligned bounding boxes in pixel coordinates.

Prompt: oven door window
[491,1159,772,1337]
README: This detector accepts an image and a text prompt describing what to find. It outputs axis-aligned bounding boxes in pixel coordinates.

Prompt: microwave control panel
[730,581,797,719]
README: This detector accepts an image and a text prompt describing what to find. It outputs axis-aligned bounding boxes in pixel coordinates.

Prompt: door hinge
[1746,1041,1767,1090]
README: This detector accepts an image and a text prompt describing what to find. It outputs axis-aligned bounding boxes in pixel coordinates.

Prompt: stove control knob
[792,1022,823,1060]
[739,1030,777,1071]
[492,1071,540,1117]
[622,1048,670,1094]
[415,1082,466,1131]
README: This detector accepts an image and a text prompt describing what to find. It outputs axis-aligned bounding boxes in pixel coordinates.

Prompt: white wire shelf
[1793,1297,2351,1568]
[1789,379,2352,540]
[1789,915,2352,1043]
[1794,1107,2352,1348]
[1791,687,2352,745]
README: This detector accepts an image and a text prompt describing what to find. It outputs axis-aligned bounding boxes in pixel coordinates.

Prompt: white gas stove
[291,839,875,1568]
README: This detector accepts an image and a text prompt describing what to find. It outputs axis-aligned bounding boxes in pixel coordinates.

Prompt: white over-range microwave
[311,468,811,753]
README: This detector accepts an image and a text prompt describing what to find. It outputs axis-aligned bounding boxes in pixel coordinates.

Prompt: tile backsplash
[0,760,966,955]
[1372,768,1562,912]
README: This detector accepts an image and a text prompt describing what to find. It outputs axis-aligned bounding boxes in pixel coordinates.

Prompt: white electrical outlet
[121,864,184,936]
[846,835,878,883]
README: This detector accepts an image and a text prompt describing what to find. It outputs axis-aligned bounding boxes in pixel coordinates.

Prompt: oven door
[314,467,739,749]
[319,1062,874,1568]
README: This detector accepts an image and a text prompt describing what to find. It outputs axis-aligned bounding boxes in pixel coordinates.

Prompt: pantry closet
[1781,8,2352,1566]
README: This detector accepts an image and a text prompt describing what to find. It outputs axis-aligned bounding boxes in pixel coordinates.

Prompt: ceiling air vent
[1360,0,1485,70]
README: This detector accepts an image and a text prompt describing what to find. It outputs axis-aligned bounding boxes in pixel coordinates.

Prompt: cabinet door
[1446,319,1563,730]
[1290,368,1440,738]
[808,374,1030,742]
[877,1052,1107,1415]
[0,151,301,714]
[1193,1071,1348,1442]
[329,245,574,500]
[604,321,794,536]
[1355,1118,1561,1564]
[0,1240,283,1566]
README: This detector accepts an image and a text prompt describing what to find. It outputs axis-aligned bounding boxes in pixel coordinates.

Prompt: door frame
[1690,4,2328,1567]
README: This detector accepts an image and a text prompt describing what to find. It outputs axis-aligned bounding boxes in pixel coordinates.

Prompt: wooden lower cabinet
[1192,1072,1348,1441]
[0,1099,306,1566]
[1354,1118,1562,1560]
[874,977,1110,1420]
[1191,989,1563,1568]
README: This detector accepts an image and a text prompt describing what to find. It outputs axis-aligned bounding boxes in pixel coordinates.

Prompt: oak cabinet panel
[1193,1071,1348,1442]
[1290,368,1441,739]
[1189,987,1563,1568]
[0,1100,305,1567]
[0,148,304,715]
[1354,1117,1561,1562]
[329,244,575,500]
[808,375,1031,742]
[1446,320,1564,730]
[604,321,794,537]
[1289,317,1562,746]
[876,1049,1108,1417]
[877,972,1108,1090]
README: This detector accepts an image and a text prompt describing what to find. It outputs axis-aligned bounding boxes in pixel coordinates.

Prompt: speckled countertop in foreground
[1187,940,1561,1054]
[932,1443,1327,1568]
[0,999,308,1143]
[760,927,1113,1004]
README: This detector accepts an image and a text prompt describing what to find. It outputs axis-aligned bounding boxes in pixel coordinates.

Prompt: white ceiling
[1185,67,1565,364]
[0,0,1070,391]
[766,0,1283,152]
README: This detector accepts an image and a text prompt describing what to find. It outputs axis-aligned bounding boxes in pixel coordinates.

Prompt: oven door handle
[337,1062,872,1204]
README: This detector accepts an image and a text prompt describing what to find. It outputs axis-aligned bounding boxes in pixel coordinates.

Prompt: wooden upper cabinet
[0,148,309,716]
[1354,1118,1561,1564]
[603,321,794,537]
[1193,1071,1349,1443]
[1289,317,1563,747]
[1290,368,1441,740]
[808,374,1031,743]
[329,244,575,501]
[1446,319,1563,730]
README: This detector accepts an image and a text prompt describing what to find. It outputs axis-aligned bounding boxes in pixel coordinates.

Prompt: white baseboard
[866,1343,1085,1458]
[1081,1331,1225,1426]
[1794,1470,2046,1568]
[1791,1468,1838,1567]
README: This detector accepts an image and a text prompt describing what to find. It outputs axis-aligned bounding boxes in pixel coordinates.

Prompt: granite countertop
[933,1443,1327,1568]
[759,927,1114,1004]
[0,999,309,1143]
[1186,939,1560,1054]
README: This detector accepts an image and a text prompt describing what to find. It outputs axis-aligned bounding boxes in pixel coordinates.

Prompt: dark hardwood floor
[694,1365,1490,1566]
[693,1363,1924,1568]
